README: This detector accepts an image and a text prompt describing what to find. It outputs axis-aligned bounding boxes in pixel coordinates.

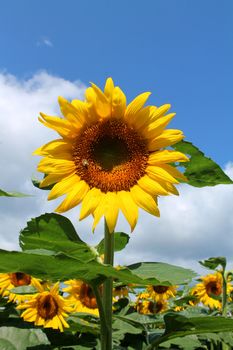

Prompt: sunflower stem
[92,283,108,347]
[101,219,114,350]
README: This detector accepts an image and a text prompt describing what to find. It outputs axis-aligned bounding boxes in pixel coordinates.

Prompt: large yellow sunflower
[0,272,40,303]
[136,299,168,315]
[17,282,72,332]
[63,279,99,316]
[145,284,177,302]
[191,272,233,310]
[34,78,188,232]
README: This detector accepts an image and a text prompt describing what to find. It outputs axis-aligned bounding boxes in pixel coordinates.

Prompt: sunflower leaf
[96,232,130,255]
[127,262,197,285]
[0,188,30,197]
[19,213,97,262]
[172,140,233,187]
[199,256,227,271]
[0,327,50,349]
[147,313,233,349]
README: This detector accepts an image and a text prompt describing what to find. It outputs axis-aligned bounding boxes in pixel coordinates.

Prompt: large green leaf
[199,256,226,271]
[96,232,130,255]
[147,313,233,349]
[0,250,152,285]
[19,213,96,262]
[173,140,233,187]
[127,262,197,285]
[0,327,50,349]
[0,188,30,197]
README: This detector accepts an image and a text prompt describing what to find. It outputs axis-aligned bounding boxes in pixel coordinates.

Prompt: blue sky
[1,0,232,165]
[0,1,233,271]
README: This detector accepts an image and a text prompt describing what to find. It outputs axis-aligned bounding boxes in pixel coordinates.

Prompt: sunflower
[34,78,188,232]
[136,299,167,314]
[63,279,99,316]
[141,284,177,302]
[17,282,72,332]
[113,284,129,299]
[191,272,233,309]
[0,272,40,303]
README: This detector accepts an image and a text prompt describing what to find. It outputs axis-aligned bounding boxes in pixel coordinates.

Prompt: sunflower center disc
[153,285,169,294]
[206,281,222,296]
[79,283,97,309]
[10,272,31,287]
[37,294,59,320]
[73,119,149,192]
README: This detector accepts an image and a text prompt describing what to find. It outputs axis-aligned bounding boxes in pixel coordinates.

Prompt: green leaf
[0,189,30,197]
[173,140,233,187]
[0,327,50,349]
[96,232,130,255]
[10,285,38,295]
[0,250,149,285]
[127,262,197,285]
[159,334,201,349]
[19,213,96,262]
[199,256,226,271]
[32,176,54,191]
[147,313,233,349]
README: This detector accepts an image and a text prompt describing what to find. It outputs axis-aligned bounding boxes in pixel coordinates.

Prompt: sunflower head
[17,283,72,332]
[34,78,188,232]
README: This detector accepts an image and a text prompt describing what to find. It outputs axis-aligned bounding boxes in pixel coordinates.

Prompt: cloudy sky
[0,0,233,274]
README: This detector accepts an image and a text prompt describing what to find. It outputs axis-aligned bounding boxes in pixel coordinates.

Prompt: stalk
[101,219,114,350]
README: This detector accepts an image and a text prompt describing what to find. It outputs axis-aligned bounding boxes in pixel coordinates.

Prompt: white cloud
[36,37,53,47]
[0,71,232,276]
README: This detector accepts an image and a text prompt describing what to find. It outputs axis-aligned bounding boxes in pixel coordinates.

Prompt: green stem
[92,283,108,348]
[102,219,114,350]
[222,271,227,317]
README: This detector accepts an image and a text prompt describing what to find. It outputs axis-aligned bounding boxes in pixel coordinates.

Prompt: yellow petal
[40,172,75,188]
[129,106,151,129]
[160,164,188,182]
[130,185,160,217]
[149,104,171,122]
[104,192,119,233]
[141,113,176,140]
[148,129,184,151]
[104,77,115,99]
[39,113,78,139]
[117,191,138,232]
[148,150,189,164]
[71,99,95,123]
[112,87,127,119]
[91,83,111,118]
[79,188,102,220]
[92,192,119,233]
[146,165,179,184]
[55,180,89,212]
[37,158,76,174]
[58,96,84,126]
[33,139,72,157]
[48,174,80,200]
[137,175,168,196]
[125,92,151,121]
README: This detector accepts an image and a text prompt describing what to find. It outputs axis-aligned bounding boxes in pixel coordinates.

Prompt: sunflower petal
[160,164,188,182]
[33,139,72,157]
[40,172,75,188]
[104,77,115,99]
[148,150,189,164]
[125,92,151,121]
[55,180,89,212]
[39,113,78,139]
[79,188,102,220]
[37,158,76,174]
[104,192,119,233]
[146,166,179,184]
[148,129,184,151]
[141,113,176,139]
[112,87,127,119]
[137,175,169,196]
[130,185,160,217]
[58,96,84,126]
[48,174,80,200]
[117,191,138,232]
[91,83,111,118]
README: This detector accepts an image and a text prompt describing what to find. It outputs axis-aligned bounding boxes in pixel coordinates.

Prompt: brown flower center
[73,119,149,192]
[148,301,164,313]
[79,283,98,309]
[206,281,222,297]
[37,294,59,320]
[9,272,31,287]
[153,285,169,294]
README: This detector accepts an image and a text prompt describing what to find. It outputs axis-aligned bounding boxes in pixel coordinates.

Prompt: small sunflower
[34,78,188,232]
[0,272,39,303]
[191,272,233,309]
[17,282,72,332]
[113,284,129,299]
[63,280,99,316]
[136,299,167,315]
[142,284,177,302]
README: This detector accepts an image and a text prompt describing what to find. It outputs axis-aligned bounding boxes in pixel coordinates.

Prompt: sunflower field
[1,79,233,350]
